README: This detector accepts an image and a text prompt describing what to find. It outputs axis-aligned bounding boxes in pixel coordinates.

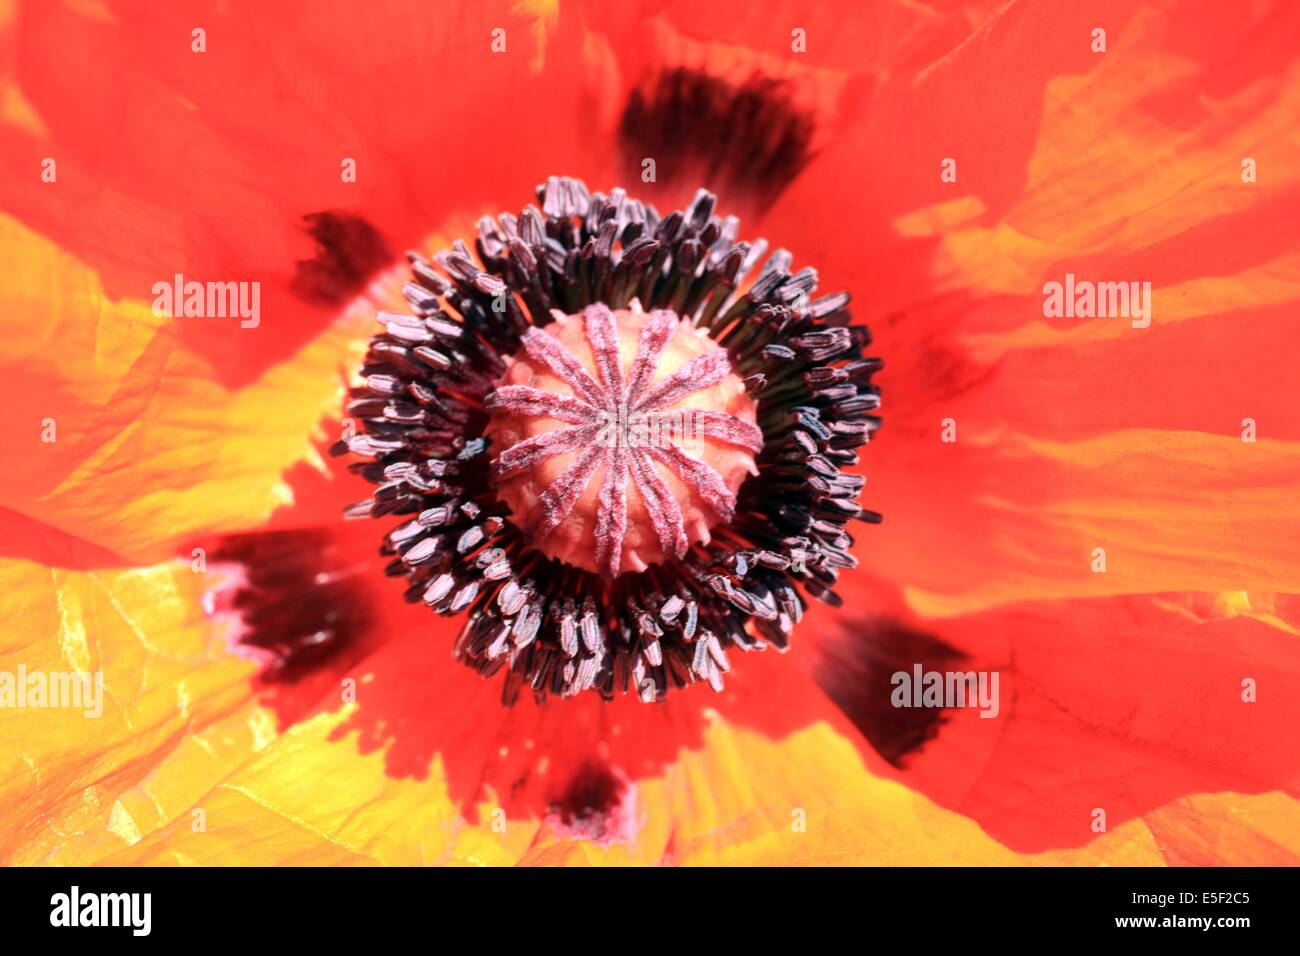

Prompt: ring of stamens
[335,177,882,703]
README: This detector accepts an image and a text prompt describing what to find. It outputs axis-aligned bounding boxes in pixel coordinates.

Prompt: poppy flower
[1,0,1298,868]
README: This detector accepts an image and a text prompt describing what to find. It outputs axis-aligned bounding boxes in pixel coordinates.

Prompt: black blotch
[292,211,393,307]
[619,68,815,213]
[813,618,969,768]
[550,760,625,830]
[213,528,373,681]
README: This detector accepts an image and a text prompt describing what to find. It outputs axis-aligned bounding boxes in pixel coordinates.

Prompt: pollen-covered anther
[485,302,760,577]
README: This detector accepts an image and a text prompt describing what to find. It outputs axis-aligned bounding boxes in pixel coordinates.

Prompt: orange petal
[573,0,1000,219]
[813,589,1300,862]
[871,429,1300,617]
[0,0,583,385]
[759,0,1300,612]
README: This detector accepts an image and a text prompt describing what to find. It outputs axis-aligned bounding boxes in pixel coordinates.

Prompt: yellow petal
[0,555,276,864]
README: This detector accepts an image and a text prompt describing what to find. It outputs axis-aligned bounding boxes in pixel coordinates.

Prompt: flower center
[485,302,760,577]
[334,176,882,703]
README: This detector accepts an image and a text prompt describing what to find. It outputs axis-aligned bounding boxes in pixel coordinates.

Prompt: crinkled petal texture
[0,557,274,865]
[4,553,1298,865]
[787,0,1300,864]
[2,0,1300,866]
[771,0,1300,611]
